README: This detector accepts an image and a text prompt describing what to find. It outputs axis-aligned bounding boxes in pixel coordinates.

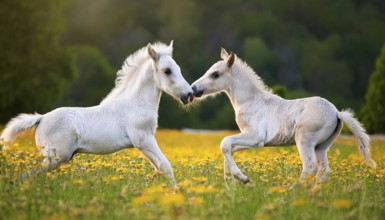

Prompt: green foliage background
[1,0,385,132]
[0,0,77,122]
[361,43,385,133]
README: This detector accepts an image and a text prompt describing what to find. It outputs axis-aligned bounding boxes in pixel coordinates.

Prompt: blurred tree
[297,35,353,108]
[360,43,385,133]
[62,0,160,67]
[60,46,115,107]
[155,0,203,84]
[242,11,285,44]
[207,103,237,129]
[0,0,77,122]
[337,19,385,103]
[242,37,282,85]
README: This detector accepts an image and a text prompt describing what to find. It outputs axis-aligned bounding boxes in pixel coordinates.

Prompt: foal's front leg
[223,145,252,181]
[133,134,176,186]
[221,132,262,183]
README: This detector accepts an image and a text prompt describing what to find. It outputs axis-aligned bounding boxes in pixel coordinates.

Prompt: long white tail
[1,113,43,144]
[338,109,376,168]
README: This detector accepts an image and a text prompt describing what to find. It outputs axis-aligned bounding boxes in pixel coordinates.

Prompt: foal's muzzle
[192,85,204,98]
[180,92,194,105]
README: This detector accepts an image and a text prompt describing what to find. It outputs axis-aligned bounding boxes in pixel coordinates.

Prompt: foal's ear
[220,47,229,60]
[167,40,174,55]
[226,52,235,68]
[147,43,159,61]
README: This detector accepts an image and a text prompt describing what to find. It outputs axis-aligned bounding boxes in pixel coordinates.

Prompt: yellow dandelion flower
[60,164,71,170]
[72,179,83,185]
[292,198,306,206]
[102,162,114,168]
[103,176,119,183]
[268,186,287,194]
[187,185,219,194]
[188,196,204,205]
[131,194,153,206]
[178,179,193,188]
[332,199,353,209]
[143,185,164,196]
[116,167,129,173]
[192,176,207,183]
[159,193,185,207]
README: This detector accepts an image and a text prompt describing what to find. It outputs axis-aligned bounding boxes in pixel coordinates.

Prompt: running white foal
[1,41,194,185]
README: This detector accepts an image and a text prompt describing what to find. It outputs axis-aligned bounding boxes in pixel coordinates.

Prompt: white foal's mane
[101,42,172,103]
[233,57,271,93]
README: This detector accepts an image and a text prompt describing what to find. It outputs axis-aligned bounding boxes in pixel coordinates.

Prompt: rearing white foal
[1,41,194,185]
[192,48,376,185]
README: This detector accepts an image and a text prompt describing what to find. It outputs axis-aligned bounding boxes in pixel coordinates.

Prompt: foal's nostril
[195,90,203,97]
[192,85,203,97]
[180,93,193,105]
[188,92,194,102]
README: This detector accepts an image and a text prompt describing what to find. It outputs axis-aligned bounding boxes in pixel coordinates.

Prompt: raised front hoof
[242,178,251,184]
[234,175,250,184]
[224,176,254,190]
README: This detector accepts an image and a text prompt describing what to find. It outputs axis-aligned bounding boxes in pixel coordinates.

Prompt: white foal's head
[147,41,194,105]
[191,48,235,98]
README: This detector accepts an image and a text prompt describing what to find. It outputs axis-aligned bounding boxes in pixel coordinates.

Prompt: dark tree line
[1,0,385,132]
[0,0,76,122]
[361,42,385,133]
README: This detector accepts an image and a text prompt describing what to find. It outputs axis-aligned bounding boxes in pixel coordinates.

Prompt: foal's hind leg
[34,134,77,176]
[21,144,75,180]
[315,119,342,184]
[295,135,318,184]
[41,145,75,171]
[315,147,330,184]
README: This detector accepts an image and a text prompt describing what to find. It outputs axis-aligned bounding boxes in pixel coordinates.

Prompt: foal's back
[255,94,339,147]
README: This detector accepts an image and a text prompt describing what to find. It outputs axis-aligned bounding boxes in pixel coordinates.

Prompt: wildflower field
[1,129,384,220]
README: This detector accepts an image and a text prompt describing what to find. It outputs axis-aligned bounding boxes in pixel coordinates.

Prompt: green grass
[0,130,384,219]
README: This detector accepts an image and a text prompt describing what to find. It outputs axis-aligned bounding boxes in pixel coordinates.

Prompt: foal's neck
[116,62,162,111]
[226,69,268,109]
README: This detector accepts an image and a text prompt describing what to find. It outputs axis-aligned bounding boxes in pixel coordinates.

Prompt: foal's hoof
[245,180,255,188]
[243,178,250,184]
[238,176,250,184]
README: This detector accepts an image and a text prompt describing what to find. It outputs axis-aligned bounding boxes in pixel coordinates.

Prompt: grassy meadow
[0,129,384,220]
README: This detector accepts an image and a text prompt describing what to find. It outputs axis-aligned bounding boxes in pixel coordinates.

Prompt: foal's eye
[211,71,220,79]
[164,68,172,75]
